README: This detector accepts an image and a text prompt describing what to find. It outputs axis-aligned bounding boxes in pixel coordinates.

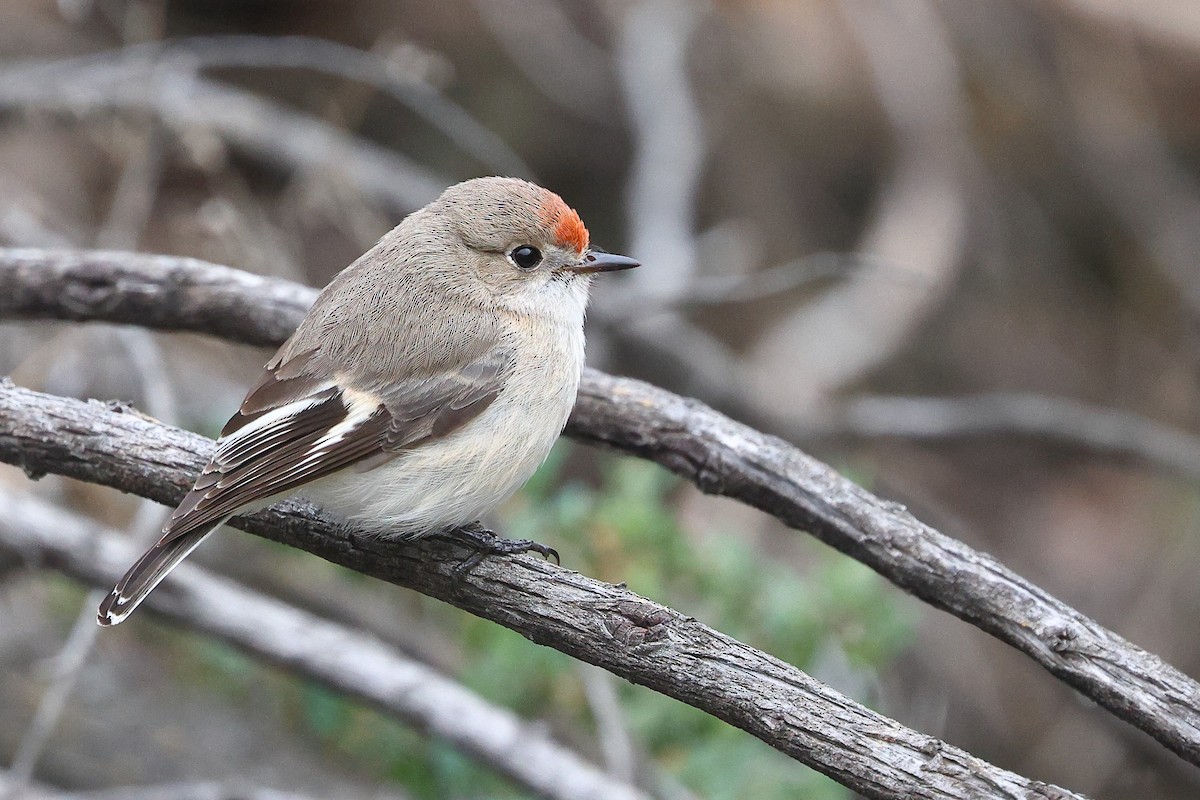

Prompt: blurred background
[2,0,1200,798]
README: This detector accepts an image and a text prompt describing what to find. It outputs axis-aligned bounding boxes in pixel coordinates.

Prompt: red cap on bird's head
[538,191,589,255]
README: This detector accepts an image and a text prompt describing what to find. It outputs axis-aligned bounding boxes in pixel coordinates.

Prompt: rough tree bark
[1,248,1197,769]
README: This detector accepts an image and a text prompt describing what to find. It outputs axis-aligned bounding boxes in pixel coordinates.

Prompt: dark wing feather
[160,343,514,545]
[220,348,330,437]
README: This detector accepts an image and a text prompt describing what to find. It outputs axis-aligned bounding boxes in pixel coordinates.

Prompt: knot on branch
[602,600,674,651]
[58,266,127,315]
[1039,621,1082,655]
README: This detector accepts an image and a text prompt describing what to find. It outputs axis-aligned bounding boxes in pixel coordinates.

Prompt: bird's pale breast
[301,303,585,536]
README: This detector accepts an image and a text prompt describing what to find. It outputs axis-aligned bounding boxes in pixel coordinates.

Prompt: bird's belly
[300,379,575,536]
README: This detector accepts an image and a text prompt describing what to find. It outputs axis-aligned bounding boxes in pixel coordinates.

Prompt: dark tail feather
[97,521,225,627]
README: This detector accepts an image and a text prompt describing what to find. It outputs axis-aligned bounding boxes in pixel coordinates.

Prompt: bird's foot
[443,522,559,578]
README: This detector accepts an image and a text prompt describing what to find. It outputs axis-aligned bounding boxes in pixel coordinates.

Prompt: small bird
[98,177,639,626]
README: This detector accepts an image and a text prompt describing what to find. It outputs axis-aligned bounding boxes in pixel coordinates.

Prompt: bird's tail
[97,518,228,627]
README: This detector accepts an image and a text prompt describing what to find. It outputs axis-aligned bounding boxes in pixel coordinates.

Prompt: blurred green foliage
[171,443,914,799]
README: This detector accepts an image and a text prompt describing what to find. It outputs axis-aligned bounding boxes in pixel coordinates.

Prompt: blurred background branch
[0,57,445,212]
[0,770,345,800]
[829,392,1200,483]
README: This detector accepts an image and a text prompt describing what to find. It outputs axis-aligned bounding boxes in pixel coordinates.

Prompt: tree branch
[0,380,1078,800]
[0,489,649,800]
[0,247,1195,769]
[2,248,1200,762]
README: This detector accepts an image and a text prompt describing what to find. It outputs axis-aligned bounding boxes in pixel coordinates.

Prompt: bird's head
[422,177,639,311]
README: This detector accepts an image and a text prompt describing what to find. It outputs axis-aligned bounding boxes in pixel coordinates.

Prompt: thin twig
[0,248,1198,769]
[605,252,931,320]
[0,382,1081,800]
[6,594,104,789]
[579,664,638,782]
[55,786,321,800]
[833,393,1200,483]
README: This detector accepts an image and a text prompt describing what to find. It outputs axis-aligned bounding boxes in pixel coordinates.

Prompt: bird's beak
[560,249,641,275]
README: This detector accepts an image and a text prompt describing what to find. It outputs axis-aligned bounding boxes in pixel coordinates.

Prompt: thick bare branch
[0,490,648,800]
[0,380,1078,800]
[1,248,1197,768]
[0,248,314,347]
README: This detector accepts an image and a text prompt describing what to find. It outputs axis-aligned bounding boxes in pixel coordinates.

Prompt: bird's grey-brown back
[275,177,591,392]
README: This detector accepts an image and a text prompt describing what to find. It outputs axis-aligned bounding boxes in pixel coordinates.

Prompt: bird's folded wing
[160,344,514,543]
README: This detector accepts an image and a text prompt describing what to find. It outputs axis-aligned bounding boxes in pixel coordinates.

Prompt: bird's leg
[442,521,560,577]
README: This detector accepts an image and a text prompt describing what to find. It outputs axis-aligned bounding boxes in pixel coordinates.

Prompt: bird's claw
[443,523,560,578]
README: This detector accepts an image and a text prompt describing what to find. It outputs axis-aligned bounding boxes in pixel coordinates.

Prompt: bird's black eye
[509,245,542,270]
